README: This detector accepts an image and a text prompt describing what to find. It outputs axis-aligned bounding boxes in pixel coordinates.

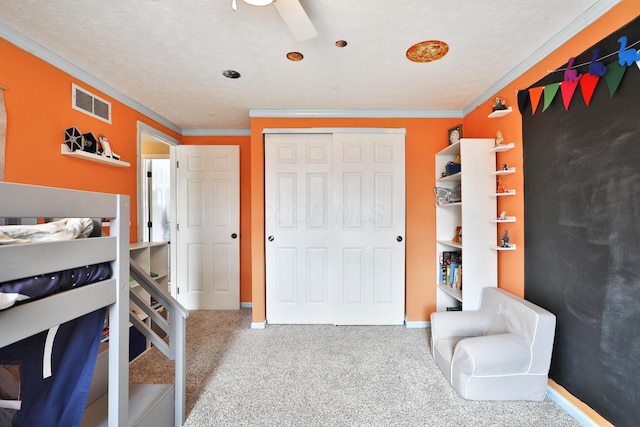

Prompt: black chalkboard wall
[523,18,640,427]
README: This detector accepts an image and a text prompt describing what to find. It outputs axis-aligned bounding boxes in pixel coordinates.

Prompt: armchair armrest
[453,333,532,376]
[430,310,486,339]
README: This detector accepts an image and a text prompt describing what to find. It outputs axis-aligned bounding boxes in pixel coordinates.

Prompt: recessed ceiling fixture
[223,70,241,79]
[335,40,347,48]
[286,51,304,61]
[406,40,449,63]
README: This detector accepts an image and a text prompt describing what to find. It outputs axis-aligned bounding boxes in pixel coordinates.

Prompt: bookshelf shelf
[437,284,462,302]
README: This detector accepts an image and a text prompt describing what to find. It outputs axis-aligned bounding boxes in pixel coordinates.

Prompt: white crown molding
[262,127,406,135]
[0,21,182,135]
[250,109,464,119]
[182,128,251,136]
[464,0,622,116]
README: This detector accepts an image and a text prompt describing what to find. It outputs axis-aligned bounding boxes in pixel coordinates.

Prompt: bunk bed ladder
[129,257,190,427]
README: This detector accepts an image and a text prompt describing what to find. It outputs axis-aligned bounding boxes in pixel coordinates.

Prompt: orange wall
[181,135,252,302]
[0,37,180,242]
[247,117,464,323]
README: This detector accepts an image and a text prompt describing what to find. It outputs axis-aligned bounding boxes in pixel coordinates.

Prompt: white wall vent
[71,83,112,124]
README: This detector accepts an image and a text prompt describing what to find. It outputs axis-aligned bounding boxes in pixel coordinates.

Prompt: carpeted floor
[129,309,580,426]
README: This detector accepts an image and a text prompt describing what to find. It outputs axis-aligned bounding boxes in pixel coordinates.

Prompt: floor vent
[72,83,111,124]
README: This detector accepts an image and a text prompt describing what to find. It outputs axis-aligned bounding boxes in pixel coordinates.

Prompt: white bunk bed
[0,182,129,427]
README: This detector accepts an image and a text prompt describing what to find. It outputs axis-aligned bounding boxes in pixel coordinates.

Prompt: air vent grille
[71,83,111,124]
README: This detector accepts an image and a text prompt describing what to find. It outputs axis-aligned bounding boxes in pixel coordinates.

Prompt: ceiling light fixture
[286,52,304,61]
[406,40,449,63]
[223,70,241,79]
[241,0,274,6]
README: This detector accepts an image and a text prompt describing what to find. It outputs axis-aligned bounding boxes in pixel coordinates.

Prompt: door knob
[396,236,403,242]
[268,235,275,241]
[231,233,238,239]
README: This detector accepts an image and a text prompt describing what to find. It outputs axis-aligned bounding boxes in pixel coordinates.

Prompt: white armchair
[430,287,556,401]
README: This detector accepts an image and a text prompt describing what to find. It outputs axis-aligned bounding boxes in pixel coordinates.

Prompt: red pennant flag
[529,87,544,115]
[580,74,599,106]
[561,79,580,110]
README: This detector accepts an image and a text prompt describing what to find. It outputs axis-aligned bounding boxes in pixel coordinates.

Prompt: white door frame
[136,121,180,293]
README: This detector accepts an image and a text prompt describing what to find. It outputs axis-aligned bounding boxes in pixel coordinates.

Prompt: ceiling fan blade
[273,0,317,41]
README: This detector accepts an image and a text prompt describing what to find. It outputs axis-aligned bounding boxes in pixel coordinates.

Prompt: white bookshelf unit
[435,138,497,311]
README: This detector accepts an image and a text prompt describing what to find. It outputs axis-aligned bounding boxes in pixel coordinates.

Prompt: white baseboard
[251,320,266,329]
[546,385,599,427]
[404,317,430,328]
[240,302,252,308]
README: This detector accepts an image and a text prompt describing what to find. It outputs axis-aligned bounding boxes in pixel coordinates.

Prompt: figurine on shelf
[495,130,504,147]
[497,177,505,193]
[492,97,507,112]
[452,226,462,243]
[498,211,507,220]
[501,230,510,248]
[502,163,509,171]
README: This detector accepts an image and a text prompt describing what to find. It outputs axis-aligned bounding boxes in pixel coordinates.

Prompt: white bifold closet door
[265,132,405,325]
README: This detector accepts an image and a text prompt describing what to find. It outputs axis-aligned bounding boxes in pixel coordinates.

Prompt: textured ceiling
[0,0,611,131]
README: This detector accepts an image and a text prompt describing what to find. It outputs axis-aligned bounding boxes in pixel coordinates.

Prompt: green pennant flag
[542,82,560,112]
[604,62,626,97]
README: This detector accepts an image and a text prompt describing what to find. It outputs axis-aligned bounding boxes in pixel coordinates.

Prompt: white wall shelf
[61,144,130,167]
[491,167,516,175]
[492,190,517,196]
[490,142,515,152]
[488,106,513,118]
[491,216,516,223]
[492,244,517,251]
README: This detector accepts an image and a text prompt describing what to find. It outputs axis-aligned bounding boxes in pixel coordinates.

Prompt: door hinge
[177,223,180,231]
[146,171,152,178]
[176,287,179,295]
[147,221,152,229]
[176,160,179,168]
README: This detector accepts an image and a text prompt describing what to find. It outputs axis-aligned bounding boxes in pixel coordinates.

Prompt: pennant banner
[517,35,639,115]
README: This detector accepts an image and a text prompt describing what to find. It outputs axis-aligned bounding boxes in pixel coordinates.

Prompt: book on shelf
[440,251,461,287]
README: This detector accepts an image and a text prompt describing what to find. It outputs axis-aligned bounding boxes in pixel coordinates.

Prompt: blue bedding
[0,263,112,427]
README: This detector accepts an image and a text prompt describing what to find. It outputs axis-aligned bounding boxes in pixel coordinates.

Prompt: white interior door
[265,133,334,324]
[265,131,405,325]
[333,133,405,325]
[175,145,240,310]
